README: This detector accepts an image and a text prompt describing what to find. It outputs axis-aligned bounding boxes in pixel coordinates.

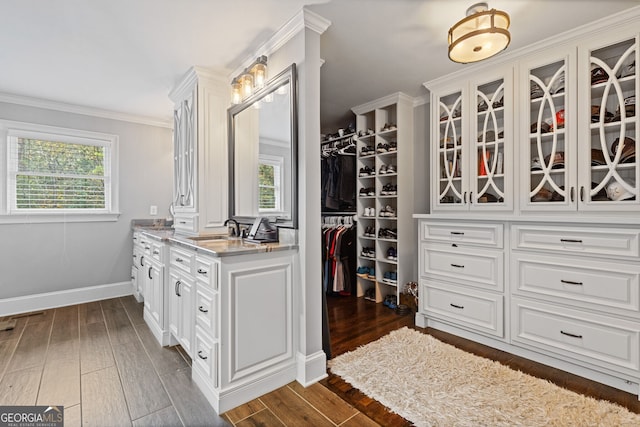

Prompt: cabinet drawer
[169,247,194,274]
[422,281,503,337]
[512,253,640,315]
[512,297,640,374]
[195,256,219,290]
[173,214,198,234]
[194,326,217,386]
[150,242,164,261]
[420,243,503,291]
[195,285,217,338]
[420,221,503,248]
[512,225,640,259]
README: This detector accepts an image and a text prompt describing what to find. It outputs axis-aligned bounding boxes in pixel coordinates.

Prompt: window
[258,154,283,213]
[1,121,119,222]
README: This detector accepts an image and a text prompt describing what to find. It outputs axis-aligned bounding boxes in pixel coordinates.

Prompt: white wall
[0,102,173,302]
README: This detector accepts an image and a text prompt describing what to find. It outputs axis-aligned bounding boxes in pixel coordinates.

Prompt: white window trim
[0,120,120,223]
[258,154,284,214]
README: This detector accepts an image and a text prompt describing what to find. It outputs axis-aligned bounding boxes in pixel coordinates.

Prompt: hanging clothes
[321,139,357,212]
[321,216,357,295]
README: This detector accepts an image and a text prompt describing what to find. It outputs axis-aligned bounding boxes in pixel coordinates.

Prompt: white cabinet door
[173,89,196,211]
[431,68,514,212]
[149,261,164,327]
[178,277,194,356]
[169,270,180,338]
[577,32,639,211]
[519,46,578,212]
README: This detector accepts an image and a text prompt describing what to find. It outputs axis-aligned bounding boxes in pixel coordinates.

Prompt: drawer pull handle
[198,306,208,313]
[145,245,151,250]
[179,221,187,224]
[450,231,464,235]
[450,303,464,309]
[561,279,583,286]
[197,350,208,360]
[175,280,182,297]
[451,263,464,268]
[560,330,583,339]
[153,249,160,255]
[175,257,184,263]
[560,238,582,243]
[140,255,145,267]
[197,268,208,275]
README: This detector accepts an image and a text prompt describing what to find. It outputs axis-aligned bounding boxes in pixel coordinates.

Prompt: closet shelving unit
[352,93,421,304]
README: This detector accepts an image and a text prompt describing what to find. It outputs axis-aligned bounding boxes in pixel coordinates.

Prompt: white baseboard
[296,350,328,386]
[0,281,133,317]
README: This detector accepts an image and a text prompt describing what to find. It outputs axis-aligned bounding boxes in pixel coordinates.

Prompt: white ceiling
[1,0,639,132]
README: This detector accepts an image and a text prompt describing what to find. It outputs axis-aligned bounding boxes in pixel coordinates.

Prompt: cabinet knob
[198,306,208,313]
[197,350,208,360]
[176,257,183,263]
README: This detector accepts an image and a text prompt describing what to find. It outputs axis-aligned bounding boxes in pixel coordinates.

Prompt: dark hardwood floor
[321,293,640,426]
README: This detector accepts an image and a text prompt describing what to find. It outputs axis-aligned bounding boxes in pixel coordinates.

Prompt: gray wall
[0,102,173,299]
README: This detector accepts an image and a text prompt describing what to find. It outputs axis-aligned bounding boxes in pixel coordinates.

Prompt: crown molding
[228,8,331,80]
[413,94,430,107]
[0,92,172,128]
[169,66,228,103]
[352,92,414,115]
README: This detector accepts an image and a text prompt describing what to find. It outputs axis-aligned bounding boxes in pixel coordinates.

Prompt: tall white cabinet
[353,93,425,304]
[169,67,229,236]
[419,9,640,397]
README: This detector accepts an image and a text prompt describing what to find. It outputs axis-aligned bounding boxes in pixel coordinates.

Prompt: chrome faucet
[223,218,240,237]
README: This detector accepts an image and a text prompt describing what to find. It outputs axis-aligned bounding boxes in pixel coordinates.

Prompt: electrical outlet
[149,205,158,215]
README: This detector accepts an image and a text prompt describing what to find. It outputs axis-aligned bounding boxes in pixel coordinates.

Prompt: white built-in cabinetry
[169,67,229,236]
[432,69,513,211]
[140,237,172,346]
[419,10,640,396]
[353,93,424,304]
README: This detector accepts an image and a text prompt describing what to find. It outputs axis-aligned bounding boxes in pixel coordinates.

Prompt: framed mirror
[228,64,298,228]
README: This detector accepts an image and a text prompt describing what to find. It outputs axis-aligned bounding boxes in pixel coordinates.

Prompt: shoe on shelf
[368,267,375,278]
[357,266,369,275]
[367,187,375,196]
[364,287,376,300]
[387,247,397,260]
[358,188,368,197]
[386,164,396,174]
[389,141,397,151]
[376,143,388,153]
[379,164,388,174]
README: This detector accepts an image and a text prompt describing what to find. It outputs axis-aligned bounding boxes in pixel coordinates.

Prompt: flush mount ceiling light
[448,2,510,64]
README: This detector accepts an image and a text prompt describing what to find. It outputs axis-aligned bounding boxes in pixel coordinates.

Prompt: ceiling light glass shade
[240,70,253,98]
[251,56,268,89]
[231,78,242,105]
[448,3,510,64]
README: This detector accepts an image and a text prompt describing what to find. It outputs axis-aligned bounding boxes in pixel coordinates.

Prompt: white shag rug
[328,327,640,427]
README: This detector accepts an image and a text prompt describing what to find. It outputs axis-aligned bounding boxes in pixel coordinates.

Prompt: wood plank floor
[2,293,639,426]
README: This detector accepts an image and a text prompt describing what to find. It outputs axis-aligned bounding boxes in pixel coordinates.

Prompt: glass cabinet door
[521,54,576,211]
[471,75,512,211]
[580,36,638,210]
[435,90,466,208]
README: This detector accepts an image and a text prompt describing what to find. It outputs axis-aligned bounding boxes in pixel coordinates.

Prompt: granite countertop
[134,225,297,257]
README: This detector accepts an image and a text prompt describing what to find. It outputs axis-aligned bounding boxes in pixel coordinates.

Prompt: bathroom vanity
[133,226,298,413]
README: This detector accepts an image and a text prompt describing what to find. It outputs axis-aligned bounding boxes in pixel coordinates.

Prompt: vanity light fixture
[448,2,510,64]
[230,55,268,104]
